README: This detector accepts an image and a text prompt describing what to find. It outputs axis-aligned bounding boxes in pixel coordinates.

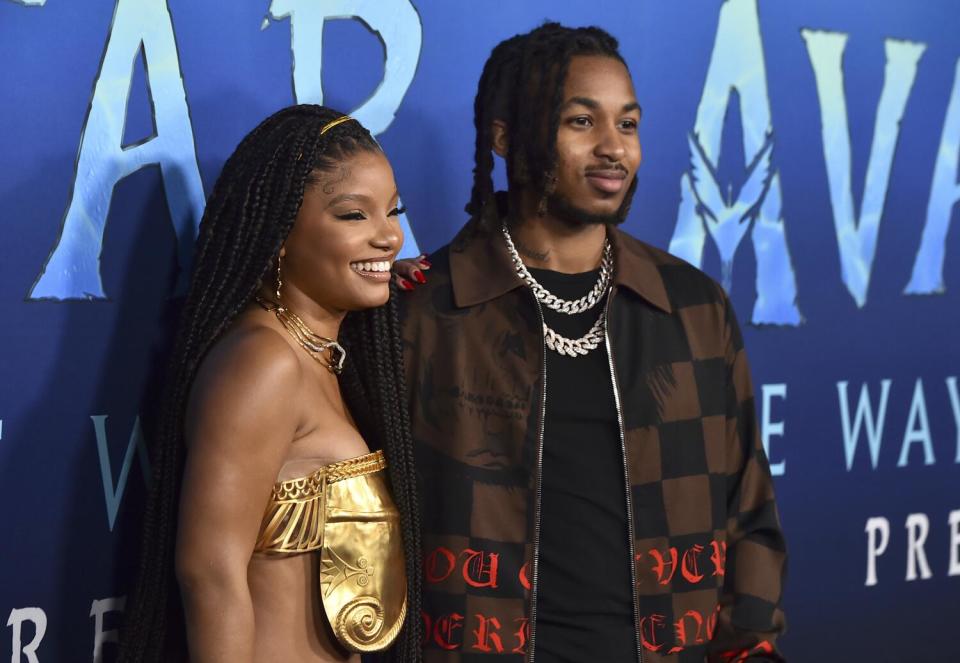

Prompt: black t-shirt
[529,267,636,663]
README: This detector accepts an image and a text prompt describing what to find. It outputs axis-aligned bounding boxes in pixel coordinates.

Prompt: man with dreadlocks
[401,23,787,662]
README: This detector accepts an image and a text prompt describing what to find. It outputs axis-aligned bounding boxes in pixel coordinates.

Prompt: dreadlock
[467,22,628,229]
[118,104,422,662]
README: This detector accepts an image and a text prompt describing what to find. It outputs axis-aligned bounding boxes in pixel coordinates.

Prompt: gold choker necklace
[256,296,346,375]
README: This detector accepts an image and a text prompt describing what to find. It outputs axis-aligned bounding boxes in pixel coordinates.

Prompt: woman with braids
[118,105,421,663]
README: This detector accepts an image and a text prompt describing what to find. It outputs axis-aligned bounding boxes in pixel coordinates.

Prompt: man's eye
[620,119,638,131]
[336,211,366,221]
[570,116,593,127]
[388,206,407,217]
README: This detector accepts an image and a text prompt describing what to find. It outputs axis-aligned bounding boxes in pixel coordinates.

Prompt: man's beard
[544,176,638,227]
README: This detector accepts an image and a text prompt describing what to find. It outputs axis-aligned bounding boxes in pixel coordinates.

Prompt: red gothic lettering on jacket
[648,547,679,585]
[668,610,706,653]
[461,548,499,588]
[425,546,457,584]
[645,540,726,586]
[432,612,464,650]
[640,613,667,652]
[472,614,504,653]
[423,546,500,588]
[518,561,531,590]
[720,641,775,662]
[707,603,720,641]
[406,227,788,661]
[512,617,529,655]
[709,539,726,577]
[681,544,705,583]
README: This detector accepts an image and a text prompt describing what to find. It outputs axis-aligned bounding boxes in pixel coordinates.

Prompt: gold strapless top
[254,450,407,653]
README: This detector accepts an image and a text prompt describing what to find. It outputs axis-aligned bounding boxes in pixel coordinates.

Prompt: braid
[338,288,422,661]
[467,23,627,230]
[466,34,525,219]
[118,105,422,661]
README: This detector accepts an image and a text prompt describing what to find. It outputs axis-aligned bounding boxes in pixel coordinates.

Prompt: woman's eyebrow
[325,192,371,208]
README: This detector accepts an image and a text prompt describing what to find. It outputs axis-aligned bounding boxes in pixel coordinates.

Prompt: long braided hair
[118,104,421,662]
[466,23,630,229]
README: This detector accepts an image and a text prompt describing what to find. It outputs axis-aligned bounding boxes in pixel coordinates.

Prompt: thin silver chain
[502,224,613,357]
[502,224,612,314]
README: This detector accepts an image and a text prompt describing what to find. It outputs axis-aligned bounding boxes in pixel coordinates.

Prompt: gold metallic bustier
[254,450,407,653]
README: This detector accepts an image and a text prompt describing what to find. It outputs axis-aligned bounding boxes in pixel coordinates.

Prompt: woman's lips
[352,270,391,282]
[350,259,392,282]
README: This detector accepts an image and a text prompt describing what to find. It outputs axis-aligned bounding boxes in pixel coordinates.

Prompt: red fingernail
[413,270,427,284]
[399,278,414,290]
[418,258,432,268]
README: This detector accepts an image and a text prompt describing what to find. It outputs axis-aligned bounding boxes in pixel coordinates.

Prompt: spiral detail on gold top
[335,595,407,652]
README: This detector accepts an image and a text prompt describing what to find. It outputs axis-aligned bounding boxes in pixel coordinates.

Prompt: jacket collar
[450,221,672,314]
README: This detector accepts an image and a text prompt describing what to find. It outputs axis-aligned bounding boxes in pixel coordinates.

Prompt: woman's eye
[335,211,366,221]
[388,206,407,217]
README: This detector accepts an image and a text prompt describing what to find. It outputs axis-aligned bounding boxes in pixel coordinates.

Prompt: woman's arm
[174,326,303,663]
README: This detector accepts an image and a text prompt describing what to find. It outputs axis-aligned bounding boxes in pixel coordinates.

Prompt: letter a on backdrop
[30,0,205,300]
[669,0,802,325]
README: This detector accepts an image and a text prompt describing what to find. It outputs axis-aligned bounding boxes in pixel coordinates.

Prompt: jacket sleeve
[707,292,788,663]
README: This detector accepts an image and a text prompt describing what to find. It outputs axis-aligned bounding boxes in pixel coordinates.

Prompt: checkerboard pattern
[609,241,787,662]
[402,227,786,661]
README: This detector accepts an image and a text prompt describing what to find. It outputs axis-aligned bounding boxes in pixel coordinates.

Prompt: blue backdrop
[1,0,958,660]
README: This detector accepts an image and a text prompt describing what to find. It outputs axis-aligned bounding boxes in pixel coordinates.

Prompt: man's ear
[491,119,509,158]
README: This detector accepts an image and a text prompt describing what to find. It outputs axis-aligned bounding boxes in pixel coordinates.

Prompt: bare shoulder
[187,318,303,427]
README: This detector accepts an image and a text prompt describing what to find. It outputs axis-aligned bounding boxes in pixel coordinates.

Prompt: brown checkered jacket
[401,223,787,663]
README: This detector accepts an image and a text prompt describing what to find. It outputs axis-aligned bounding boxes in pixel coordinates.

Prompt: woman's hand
[392,254,431,291]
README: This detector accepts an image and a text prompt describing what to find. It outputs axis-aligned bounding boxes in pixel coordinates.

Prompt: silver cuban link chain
[502,224,613,357]
[543,314,607,357]
[502,224,612,314]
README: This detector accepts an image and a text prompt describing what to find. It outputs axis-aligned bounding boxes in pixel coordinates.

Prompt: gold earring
[275,255,283,302]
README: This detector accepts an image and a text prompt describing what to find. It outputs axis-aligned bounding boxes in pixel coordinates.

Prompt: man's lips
[585,168,628,194]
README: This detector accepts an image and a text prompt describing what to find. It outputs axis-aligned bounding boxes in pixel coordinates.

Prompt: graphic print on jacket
[401,224,787,663]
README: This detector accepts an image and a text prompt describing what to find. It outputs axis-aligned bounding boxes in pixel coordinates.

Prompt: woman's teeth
[351,260,391,273]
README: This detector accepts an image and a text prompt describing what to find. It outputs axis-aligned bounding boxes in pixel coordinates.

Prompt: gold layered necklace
[256,296,347,375]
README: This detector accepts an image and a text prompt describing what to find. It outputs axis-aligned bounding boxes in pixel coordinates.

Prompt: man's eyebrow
[561,97,643,115]
[562,96,600,110]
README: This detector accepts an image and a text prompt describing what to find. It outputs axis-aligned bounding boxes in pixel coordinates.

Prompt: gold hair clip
[320,115,355,135]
